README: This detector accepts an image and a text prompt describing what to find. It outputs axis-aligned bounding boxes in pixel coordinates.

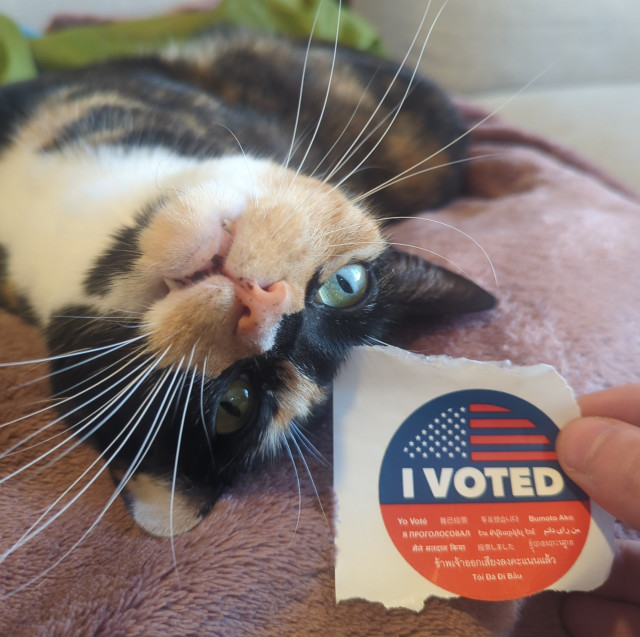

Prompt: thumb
[557,416,640,531]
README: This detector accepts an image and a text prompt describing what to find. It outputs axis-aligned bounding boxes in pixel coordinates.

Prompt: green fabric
[0,0,384,85]
[0,15,38,83]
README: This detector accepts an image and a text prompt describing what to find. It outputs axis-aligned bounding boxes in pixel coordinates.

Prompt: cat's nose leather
[233,278,292,340]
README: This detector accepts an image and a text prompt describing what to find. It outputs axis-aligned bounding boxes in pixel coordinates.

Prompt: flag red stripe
[470,419,535,429]
[470,435,550,445]
[471,451,558,461]
[469,404,511,413]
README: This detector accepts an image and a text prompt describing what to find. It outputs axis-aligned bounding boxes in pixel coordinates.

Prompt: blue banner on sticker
[379,389,588,505]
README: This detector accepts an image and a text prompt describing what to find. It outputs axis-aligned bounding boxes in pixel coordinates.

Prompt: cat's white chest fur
[0,146,265,323]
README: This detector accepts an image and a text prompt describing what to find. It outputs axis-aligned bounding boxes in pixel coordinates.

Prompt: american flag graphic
[401,402,557,463]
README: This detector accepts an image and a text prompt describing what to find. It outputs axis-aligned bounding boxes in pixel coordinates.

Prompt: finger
[563,593,640,637]
[578,384,640,426]
[594,540,640,604]
[563,540,640,636]
[556,417,640,530]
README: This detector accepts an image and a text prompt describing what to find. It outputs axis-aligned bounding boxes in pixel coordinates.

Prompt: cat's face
[103,158,383,376]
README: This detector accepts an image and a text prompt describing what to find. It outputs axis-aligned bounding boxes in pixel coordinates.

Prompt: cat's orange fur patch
[262,361,327,457]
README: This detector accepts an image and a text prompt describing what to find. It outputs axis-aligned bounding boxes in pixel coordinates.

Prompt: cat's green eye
[316,263,368,308]
[215,376,253,435]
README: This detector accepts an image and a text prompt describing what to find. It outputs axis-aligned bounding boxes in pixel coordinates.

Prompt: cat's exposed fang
[162,277,184,291]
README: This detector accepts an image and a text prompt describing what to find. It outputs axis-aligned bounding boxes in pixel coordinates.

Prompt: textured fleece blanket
[0,104,638,637]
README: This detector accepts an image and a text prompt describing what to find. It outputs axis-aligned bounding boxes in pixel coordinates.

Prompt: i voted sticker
[379,389,590,601]
[333,347,614,610]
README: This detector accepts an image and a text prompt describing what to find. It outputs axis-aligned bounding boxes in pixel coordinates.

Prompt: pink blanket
[1,104,639,636]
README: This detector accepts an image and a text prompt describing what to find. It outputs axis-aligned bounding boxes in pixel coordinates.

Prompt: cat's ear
[378,247,496,334]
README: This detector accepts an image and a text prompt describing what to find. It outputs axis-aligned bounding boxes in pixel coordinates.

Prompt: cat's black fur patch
[0,79,51,153]
[83,196,167,297]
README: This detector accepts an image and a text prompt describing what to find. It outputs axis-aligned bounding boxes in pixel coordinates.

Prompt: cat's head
[47,155,494,536]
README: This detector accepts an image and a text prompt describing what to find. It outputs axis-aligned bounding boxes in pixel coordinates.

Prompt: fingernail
[557,417,614,475]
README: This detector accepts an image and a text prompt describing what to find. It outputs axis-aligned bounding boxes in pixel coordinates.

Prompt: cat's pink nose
[233,278,292,341]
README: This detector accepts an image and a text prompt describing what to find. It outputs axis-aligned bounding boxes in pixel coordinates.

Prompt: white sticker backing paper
[333,346,614,609]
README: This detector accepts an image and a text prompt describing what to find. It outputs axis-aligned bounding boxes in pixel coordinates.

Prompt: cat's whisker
[199,354,214,461]
[295,121,483,226]
[277,2,322,192]
[0,347,155,466]
[320,235,484,290]
[306,74,378,182]
[9,403,156,559]
[49,311,144,320]
[3,338,145,413]
[169,350,197,585]
[295,122,470,230]
[288,429,329,531]
[384,214,499,290]
[47,342,149,401]
[392,241,477,281]
[8,345,148,447]
[318,98,404,184]
[1,352,174,561]
[289,0,343,191]
[289,421,330,469]
[1,339,149,404]
[0,340,149,440]
[312,180,499,290]
[0,334,147,368]
[313,26,552,237]
[0,360,152,461]
[102,308,145,316]
[29,352,171,478]
[364,335,393,348]
[349,153,493,205]
[281,432,302,542]
[0,347,148,451]
[0,349,168,479]
[345,64,554,209]
[0,361,184,598]
[49,316,147,331]
[322,0,442,186]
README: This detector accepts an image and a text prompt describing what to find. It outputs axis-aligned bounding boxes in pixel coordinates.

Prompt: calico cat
[0,27,494,537]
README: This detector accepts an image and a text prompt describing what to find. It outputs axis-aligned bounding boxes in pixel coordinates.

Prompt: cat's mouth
[156,246,294,347]
[162,254,225,293]
[145,244,294,374]
[157,217,236,298]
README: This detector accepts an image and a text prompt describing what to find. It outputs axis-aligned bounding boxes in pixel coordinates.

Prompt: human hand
[556,384,640,637]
